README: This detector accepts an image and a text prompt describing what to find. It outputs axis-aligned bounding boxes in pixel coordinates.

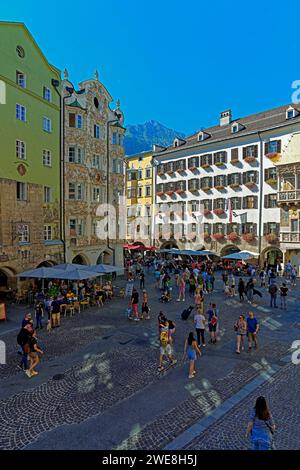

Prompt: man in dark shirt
[51,296,61,328]
[247,311,259,350]
[17,323,33,371]
[280,283,288,310]
[269,283,278,308]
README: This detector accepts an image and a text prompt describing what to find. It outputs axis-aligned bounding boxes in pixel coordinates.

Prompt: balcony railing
[280,232,300,243]
[277,190,300,203]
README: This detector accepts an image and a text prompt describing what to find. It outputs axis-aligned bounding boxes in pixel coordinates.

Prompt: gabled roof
[154,104,300,156]
[0,21,60,78]
[67,99,85,110]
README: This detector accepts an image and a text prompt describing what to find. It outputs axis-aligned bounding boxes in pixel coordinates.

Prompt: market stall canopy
[52,263,124,274]
[159,248,217,257]
[17,266,101,280]
[222,251,259,261]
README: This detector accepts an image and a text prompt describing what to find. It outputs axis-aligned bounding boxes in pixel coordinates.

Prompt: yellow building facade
[126,151,154,246]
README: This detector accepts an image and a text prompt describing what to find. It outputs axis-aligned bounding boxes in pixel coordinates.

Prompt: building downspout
[257,131,264,266]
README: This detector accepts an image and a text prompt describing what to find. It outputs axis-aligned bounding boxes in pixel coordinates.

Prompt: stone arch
[72,254,89,265]
[220,245,240,257]
[36,260,57,268]
[97,249,113,265]
[260,246,283,267]
[159,241,179,250]
[0,266,17,289]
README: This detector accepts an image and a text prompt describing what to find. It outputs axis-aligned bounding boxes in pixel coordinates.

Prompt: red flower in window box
[244,156,256,163]
[227,232,239,242]
[266,152,281,162]
[265,233,279,244]
[213,232,224,241]
[177,168,186,174]
[213,208,225,215]
[243,233,256,243]
[167,170,174,175]
[166,190,174,196]
[204,208,211,216]
[188,165,197,171]
[156,191,164,196]
[176,188,185,194]
[230,159,239,165]
[245,181,256,189]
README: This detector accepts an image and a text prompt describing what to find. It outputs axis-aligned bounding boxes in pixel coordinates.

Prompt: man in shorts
[158,319,177,371]
[51,296,61,328]
[247,311,259,351]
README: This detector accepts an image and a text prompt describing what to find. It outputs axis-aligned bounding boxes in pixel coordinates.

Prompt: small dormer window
[286,107,296,119]
[232,124,239,134]
[174,139,178,147]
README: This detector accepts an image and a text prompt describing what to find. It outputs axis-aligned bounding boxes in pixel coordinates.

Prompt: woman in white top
[194,311,206,347]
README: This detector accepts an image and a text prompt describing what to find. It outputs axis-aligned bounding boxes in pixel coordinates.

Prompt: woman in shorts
[183,332,201,379]
[234,314,247,354]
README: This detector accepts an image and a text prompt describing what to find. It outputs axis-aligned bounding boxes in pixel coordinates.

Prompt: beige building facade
[62,71,126,267]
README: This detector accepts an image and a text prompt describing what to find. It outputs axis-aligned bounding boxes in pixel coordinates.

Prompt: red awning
[123,244,145,250]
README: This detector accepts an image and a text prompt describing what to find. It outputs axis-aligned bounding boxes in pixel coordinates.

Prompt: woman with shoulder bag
[246,396,275,450]
[234,314,247,354]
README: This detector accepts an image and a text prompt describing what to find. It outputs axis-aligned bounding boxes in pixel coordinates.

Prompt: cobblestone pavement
[0,272,299,450]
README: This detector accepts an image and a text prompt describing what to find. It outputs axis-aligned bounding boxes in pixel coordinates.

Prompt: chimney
[220,109,232,126]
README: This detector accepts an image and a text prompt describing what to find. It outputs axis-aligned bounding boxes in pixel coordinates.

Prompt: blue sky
[2,0,300,134]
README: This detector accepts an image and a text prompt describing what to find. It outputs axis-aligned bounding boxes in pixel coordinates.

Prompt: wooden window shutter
[263,223,267,235]
[264,142,269,155]
[264,194,268,208]
[253,223,257,236]
[228,174,232,185]
[242,172,247,184]
[231,148,238,160]
[277,140,281,153]
[253,145,258,158]
[243,197,246,209]
[243,147,247,158]
[255,171,259,183]
[254,196,258,209]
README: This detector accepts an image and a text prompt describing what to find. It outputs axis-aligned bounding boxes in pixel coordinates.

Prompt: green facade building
[0,22,63,289]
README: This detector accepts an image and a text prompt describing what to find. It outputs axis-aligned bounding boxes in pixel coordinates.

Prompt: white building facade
[153,104,300,266]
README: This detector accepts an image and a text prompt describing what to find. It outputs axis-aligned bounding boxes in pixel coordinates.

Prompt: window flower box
[166,190,174,196]
[213,208,225,215]
[244,156,256,163]
[265,178,277,186]
[265,233,279,244]
[167,170,174,175]
[245,181,256,189]
[202,186,211,192]
[229,183,240,189]
[188,165,197,171]
[156,191,164,196]
[215,161,226,167]
[176,189,185,194]
[177,168,186,174]
[215,185,225,190]
[230,159,239,165]
[213,232,224,241]
[204,209,211,216]
[158,170,164,176]
[266,152,281,162]
[243,233,256,243]
[204,232,211,240]
[227,232,239,242]
[189,187,199,193]
[201,163,211,169]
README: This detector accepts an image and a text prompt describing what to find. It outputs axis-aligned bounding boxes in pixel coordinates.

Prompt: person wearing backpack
[246,396,275,450]
[158,319,177,372]
[168,319,176,345]
[207,303,218,344]
[183,332,201,379]
[269,283,278,308]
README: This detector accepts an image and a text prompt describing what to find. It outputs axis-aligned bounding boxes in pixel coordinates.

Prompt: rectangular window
[16,71,26,88]
[146,168,151,178]
[112,132,117,144]
[77,184,83,200]
[76,115,83,129]
[146,186,151,196]
[291,219,299,232]
[18,224,29,243]
[43,117,52,132]
[93,187,101,202]
[243,145,258,159]
[215,175,227,187]
[214,151,227,165]
[94,125,100,139]
[43,86,52,102]
[69,219,76,234]
[112,159,117,173]
[92,154,101,169]
[69,113,76,127]
[16,182,27,201]
[43,149,52,167]
[44,225,52,241]
[77,219,84,236]
[16,104,26,121]
[138,169,143,179]
[68,146,76,163]
[231,197,242,210]
[118,134,122,145]
[44,186,52,203]
[77,147,83,164]
[69,183,76,200]
[16,140,26,160]
[244,196,258,209]
[138,187,143,197]
[201,154,213,167]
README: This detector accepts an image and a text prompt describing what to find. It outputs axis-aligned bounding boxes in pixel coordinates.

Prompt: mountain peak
[124,120,185,156]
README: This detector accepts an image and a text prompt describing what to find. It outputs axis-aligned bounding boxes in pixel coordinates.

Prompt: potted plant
[244,156,256,163]
[213,208,225,215]
[245,181,256,189]
[265,233,279,244]
[229,183,240,189]
[265,178,277,186]
[202,186,211,192]
[230,159,239,165]
[266,152,281,163]
[212,232,224,241]
[201,163,211,169]
[215,185,225,190]
[215,161,226,167]
[243,233,256,243]
[227,232,239,242]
